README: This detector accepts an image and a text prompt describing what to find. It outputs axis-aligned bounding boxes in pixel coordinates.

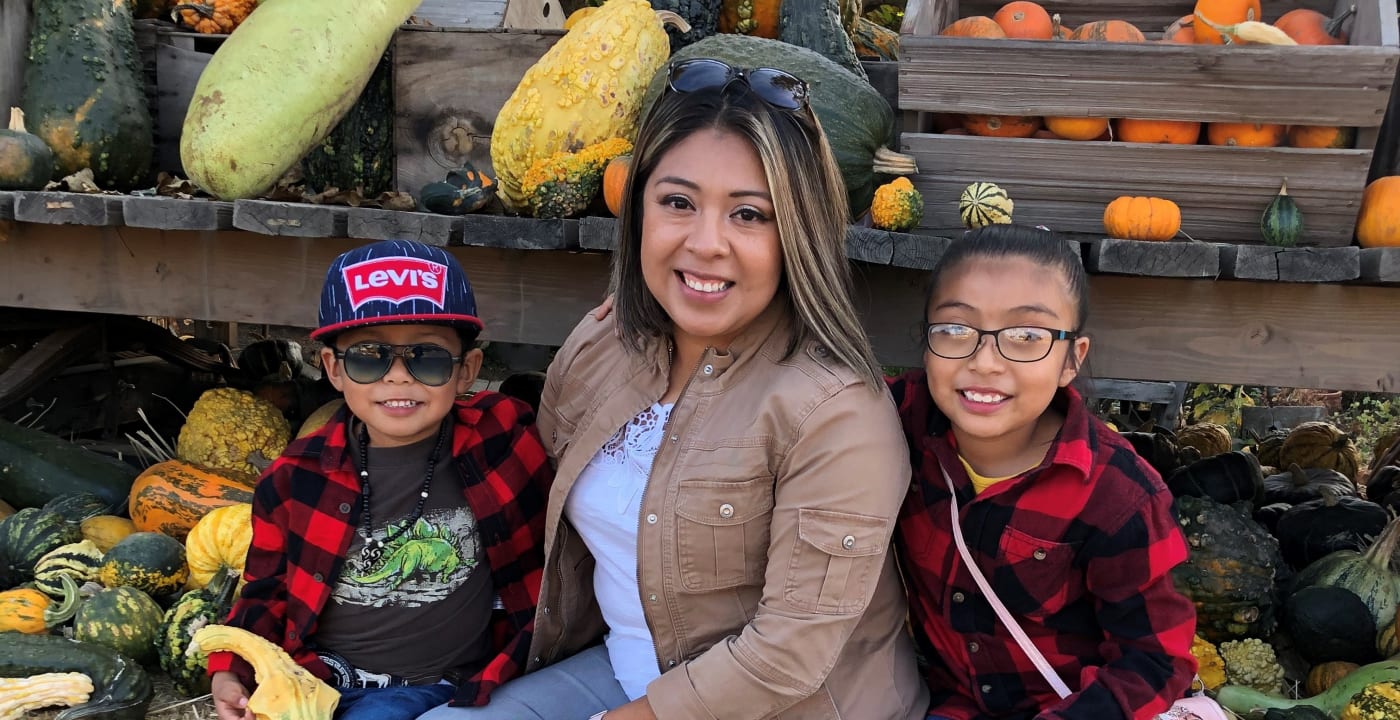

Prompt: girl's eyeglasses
[333,342,462,387]
[926,323,1078,363]
[666,58,810,111]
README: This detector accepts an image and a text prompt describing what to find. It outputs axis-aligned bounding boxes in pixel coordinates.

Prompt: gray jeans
[416,645,631,720]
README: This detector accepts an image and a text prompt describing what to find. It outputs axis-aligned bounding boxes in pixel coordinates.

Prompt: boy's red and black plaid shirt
[206,391,551,708]
[887,371,1197,720]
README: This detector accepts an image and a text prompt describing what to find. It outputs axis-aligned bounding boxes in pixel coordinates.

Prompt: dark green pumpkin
[0,107,56,190]
[302,50,394,196]
[96,532,188,598]
[1166,450,1264,507]
[420,164,497,215]
[1120,425,1186,477]
[1366,464,1400,502]
[159,569,239,695]
[642,34,911,219]
[1263,464,1355,506]
[41,492,114,524]
[1275,489,1386,569]
[1261,180,1303,247]
[21,0,152,189]
[778,0,866,79]
[74,586,164,665]
[1293,515,1400,632]
[0,633,154,718]
[1284,585,1377,665]
[0,508,82,588]
[1252,502,1291,535]
[652,0,722,51]
[1169,495,1282,642]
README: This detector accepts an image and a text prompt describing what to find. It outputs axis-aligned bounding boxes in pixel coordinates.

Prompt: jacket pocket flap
[675,477,774,526]
[797,509,887,557]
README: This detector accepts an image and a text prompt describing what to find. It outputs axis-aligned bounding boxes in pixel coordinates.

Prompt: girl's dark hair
[924,224,1090,330]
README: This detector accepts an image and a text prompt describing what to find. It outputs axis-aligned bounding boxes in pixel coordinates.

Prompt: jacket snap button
[703,364,714,375]
[719,503,735,518]
[542,606,550,615]
[551,430,557,442]
[1033,549,1047,560]
[668,660,677,667]
[842,535,856,550]
[815,345,828,356]
[648,594,658,602]
[312,573,323,583]
[968,642,980,653]
[981,684,992,694]
[533,656,542,664]
[338,503,352,514]
[952,592,965,603]
[647,514,658,524]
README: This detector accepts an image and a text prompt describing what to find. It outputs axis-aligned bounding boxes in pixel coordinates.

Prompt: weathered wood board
[348,208,462,246]
[414,0,510,27]
[1359,248,1400,284]
[14,193,124,226]
[123,197,233,231]
[1086,239,1220,278]
[6,224,1394,391]
[903,133,1370,246]
[232,200,350,238]
[1219,245,1361,282]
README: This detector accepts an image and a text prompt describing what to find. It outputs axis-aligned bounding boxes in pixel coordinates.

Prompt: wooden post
[0,0,30,113]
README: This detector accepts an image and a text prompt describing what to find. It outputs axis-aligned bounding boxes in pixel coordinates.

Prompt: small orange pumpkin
[1117,119,1202,145]
[1274,6,1354,45]
[1193,0,1261,44]
[993,1,1053,39]
[1044,116,1111,141]
[1287,125,1355,149]
[1162,15,1197,43]
[963,115,1041,138]
[940,16,1008,38]
[1207,122,1286,147]
[1104,196,1182,241]
[1356,176,1400,248]
[1306,661,1359,696]
[129,460,255,541]
[1069,20,1146,42]
[0,588,52,634]
[603,155,631,217]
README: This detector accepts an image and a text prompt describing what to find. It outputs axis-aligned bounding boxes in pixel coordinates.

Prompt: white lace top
[564,403,674,701]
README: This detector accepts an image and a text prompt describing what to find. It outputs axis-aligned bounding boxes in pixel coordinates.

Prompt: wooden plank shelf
[0,191,14,221]
[1219,245,1362,282]
[1086,239,1221,278]
[348,208,462,247]
[1359,248,1400,284]
[232,200,351,238]
[123,196,233,231]
[14,192,124,227]
[460,214,575,250]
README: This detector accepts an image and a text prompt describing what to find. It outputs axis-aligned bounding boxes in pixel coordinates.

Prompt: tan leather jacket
[530,306,928,720]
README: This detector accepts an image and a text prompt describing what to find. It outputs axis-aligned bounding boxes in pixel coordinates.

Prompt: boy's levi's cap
[311,239,483,341]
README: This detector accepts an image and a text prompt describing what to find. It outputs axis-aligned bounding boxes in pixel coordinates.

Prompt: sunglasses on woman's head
[666,58,810,111]
[333,342,463,387]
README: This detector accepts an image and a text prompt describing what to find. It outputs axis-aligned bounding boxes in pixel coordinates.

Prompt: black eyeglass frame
[332,342,465,387]
[924,323,1079,364]
[665,57,811,111]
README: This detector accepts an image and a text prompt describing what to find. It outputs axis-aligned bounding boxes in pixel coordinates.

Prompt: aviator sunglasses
[666,57,810,111]
[333,342,463,387]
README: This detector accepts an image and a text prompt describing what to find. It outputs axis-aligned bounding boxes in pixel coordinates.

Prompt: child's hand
[592,294,615,321]
[211,671,253,720]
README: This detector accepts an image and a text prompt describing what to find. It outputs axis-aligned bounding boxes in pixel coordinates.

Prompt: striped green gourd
[0,508,82,588]
[159,569,240,696]
[1261,180,1302,247]
[32,539,103,598]
[959,182,1015,229]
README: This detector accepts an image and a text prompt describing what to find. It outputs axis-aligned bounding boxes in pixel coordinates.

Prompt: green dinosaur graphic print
[332,506,480,608]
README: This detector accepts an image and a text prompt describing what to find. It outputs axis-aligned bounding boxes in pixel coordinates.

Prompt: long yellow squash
[491,0,689,211]
[181,0,420,200]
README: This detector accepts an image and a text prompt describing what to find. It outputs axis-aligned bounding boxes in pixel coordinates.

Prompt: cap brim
[311,313,485,341]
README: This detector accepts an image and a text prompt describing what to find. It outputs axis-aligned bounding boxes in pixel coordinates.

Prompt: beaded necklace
[354,419,450,566]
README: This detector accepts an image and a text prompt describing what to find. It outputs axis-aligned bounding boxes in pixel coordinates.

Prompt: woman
[420,58,926,719]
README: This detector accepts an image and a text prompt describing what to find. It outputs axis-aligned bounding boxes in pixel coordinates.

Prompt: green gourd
[1218,658,1400,717]
[0,108,55,190]
[1261,179,1303,247]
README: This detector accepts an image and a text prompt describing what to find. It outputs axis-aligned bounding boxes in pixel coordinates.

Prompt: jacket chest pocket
[785,508,889,615]
[996,526,1080,618]
[674,477,775,592]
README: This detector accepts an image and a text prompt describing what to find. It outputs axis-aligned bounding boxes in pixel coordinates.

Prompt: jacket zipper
[637,344,710,672]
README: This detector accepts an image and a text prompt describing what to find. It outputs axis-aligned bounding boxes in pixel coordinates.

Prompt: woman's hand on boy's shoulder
[591,294,614,321]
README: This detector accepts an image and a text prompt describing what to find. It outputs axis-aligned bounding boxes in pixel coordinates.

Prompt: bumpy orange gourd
[940,16,1007,37]
[1274,6,1354,45]
[185,503,253,590]
[718,0,781,37]
[602,155,631,217]
[1207,122,1285,147]
[174,0,257,34]
[1069,20,1145,42]
[1193,0,1261,43]
[1357,176,1400,248]
[993,1,1053,39]
[1117,119,1202,144]
[129,460,255,541]
[1104,196,1181,241]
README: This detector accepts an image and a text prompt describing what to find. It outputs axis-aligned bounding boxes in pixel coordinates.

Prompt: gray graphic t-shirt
[315,426,494,684]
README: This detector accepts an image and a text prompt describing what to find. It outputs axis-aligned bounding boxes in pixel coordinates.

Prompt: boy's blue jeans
[335,681,456,720]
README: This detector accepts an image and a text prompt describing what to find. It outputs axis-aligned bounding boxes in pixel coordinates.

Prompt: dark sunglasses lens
[669,59,732,93]
[342,344,394,384]
[404,345,456,387]
[747,69,806,110]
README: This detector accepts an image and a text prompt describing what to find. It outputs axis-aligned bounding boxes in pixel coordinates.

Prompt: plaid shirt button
[981,684,992,694]
[1033,549,1047,560]
[313,573,323,583]
[952,592,965,603]
[968,642,980,653]
[338,503,351,514]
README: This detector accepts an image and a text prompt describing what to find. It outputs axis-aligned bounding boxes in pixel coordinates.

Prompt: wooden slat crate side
[903,133,1370,245]
[414,0,510,28]
[945,0,1337,31]
[898,40,1399,125]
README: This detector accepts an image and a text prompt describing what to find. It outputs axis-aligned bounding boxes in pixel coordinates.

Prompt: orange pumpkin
[940,16,1008,38]
[993,1,1053,39]
[1069,20,1146,42]
[717,0,781,38]
[1117,119,1202,144]
[1274,6,1354,45]
[963,114,1041,138]
[129,460,255,541]
[1044,116,1111,141]
[1287,125,1355,149]
[1193,0,1261,44]
[1207,122,1285,147]
[1162,14,1197,43]
[0,588,52,634]
[943,127,972,135]
[1356,176,1400,248]
[1104,196,1182,241]
[603,155,631,217]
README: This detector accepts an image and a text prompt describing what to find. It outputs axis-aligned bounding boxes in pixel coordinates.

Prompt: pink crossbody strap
[941,463,1074,699]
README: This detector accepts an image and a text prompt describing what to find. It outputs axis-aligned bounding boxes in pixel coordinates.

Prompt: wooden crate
[898,0,1400,245]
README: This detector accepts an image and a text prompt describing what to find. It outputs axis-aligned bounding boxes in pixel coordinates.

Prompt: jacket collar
[634,300,794,387]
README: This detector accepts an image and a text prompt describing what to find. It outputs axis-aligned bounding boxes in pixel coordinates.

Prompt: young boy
[209,239,552,720]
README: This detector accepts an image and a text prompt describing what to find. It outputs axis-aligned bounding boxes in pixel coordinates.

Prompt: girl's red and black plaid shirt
[887,371,1198,720]
[206,392,552,708]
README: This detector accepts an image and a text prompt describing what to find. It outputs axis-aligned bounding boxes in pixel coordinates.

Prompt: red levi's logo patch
[342,257,448,310]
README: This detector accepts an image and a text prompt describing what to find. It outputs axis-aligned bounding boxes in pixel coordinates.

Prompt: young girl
[889,224,1198,720]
